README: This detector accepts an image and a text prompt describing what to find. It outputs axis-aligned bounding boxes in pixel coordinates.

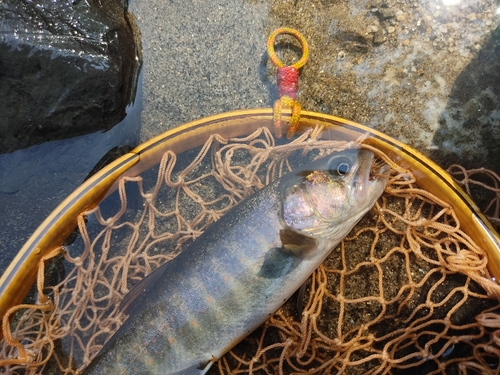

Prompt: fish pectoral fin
[171,358,214,375]
[279,228,319,258]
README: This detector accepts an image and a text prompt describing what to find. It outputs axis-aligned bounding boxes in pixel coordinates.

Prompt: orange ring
[267,27,309,69]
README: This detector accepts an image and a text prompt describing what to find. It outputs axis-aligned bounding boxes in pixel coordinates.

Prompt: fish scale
[82,149,388,375]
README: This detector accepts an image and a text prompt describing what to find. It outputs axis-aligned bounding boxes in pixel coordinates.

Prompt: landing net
[1,126,500,374]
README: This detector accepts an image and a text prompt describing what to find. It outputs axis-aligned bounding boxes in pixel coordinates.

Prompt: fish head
[279,148,389,255]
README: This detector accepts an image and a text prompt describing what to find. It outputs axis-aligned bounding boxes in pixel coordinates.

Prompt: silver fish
[82,148,388,375]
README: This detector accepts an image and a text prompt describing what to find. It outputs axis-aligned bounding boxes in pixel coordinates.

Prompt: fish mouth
[353,150,389,203]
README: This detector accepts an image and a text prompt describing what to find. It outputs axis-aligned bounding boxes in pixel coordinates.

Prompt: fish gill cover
[1,126,500,374]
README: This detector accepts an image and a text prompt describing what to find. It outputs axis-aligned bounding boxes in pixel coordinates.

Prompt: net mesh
[1,126,500,375]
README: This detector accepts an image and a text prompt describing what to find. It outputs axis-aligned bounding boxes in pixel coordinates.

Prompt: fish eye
[327,156,352,176]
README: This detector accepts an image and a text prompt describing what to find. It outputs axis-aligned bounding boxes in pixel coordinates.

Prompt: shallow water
[1,0,500,373]
[131,0,500,170]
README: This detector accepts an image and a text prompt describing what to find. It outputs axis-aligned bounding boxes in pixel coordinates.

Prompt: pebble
[438,24,448,33]
[373,29,387,44]
[467,13,477,21]
[396,14,406,22]
[379,8,396,19]
[402,39,410,46]
[387,26,396,33]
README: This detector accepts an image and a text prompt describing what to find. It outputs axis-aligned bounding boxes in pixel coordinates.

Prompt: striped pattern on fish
[82,149,388,375]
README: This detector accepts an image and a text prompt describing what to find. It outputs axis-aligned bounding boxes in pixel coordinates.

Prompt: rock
[467,13,477,21]
[373,29,387,45]
[0,0,142,154]
[378,7,396,19]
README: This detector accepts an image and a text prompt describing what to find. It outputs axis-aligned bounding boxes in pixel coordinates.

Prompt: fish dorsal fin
[279,227,319,258]
[119,261,169,316]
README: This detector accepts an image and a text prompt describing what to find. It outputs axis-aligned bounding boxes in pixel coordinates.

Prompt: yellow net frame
[1,123,500,374]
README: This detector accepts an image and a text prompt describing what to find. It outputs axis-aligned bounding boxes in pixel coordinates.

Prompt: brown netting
[2,126,500,375]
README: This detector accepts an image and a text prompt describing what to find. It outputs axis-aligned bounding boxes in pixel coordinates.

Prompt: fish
[82,148,389,375]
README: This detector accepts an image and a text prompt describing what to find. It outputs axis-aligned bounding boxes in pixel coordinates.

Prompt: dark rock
[373,29,387,45]
[0,0,142,153]
[378,7,396,19]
